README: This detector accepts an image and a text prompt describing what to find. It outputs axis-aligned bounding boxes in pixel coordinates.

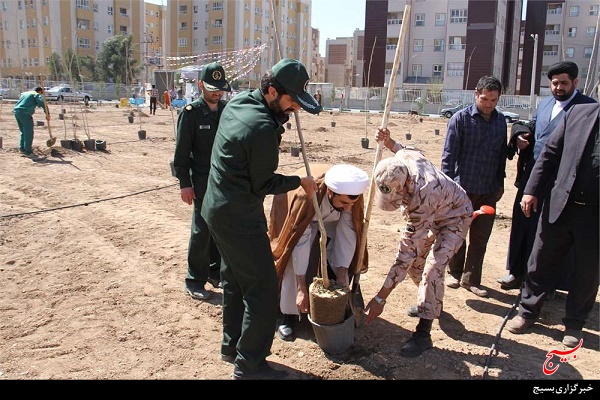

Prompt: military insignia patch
[185,105,192,111]
[379,184,391,194]
[212,70,222,81]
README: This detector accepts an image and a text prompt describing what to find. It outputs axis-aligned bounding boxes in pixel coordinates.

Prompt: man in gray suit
[508,103,599,348]
[498,61,596,289]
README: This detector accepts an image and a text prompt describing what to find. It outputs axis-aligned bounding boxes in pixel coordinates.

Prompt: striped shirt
[441,104,507,195]
[150,87,159,98]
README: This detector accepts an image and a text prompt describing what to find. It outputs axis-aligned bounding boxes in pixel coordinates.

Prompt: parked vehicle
[440,104,468,118]
[0,87,8,99]
[504,102,530,109]
[44,85,92,104]
[496,107,520,123]
[441,104,519,123]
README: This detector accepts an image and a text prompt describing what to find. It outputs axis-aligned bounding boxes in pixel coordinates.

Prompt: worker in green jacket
[14,86,50,157]
[201,59,321,380]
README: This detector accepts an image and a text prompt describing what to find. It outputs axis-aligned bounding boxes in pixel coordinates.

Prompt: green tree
[48,52,66,81]
[96,35,141,84]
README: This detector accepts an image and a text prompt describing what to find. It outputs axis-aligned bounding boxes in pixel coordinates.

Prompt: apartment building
[324,29,364,88]
[520,0,599,96]
[0,0,152,82]
[362,0,523,92]
[0,0,313,89]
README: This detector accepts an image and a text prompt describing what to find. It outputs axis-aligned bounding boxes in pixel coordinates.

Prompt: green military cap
[271,58,322,115]
[200,62,231,92]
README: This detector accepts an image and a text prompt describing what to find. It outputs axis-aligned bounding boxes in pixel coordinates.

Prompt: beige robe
[268,164,368,284]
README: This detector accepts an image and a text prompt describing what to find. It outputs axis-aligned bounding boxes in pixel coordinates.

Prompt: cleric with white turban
[269,163,369,342]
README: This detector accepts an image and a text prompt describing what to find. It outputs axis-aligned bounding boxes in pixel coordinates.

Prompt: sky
[312,0,366,51]
[144,0,366,52]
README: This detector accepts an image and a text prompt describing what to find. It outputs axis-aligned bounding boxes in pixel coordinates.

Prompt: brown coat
[268,163,368,282]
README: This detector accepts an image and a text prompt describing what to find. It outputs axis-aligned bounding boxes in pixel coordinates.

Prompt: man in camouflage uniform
[364,128,473,357]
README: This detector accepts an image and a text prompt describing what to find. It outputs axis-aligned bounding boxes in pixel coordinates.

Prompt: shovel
[350,4,412,328]
[39,77,55,147]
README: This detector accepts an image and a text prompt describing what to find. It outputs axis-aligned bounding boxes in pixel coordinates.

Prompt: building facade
[0,0,314,89]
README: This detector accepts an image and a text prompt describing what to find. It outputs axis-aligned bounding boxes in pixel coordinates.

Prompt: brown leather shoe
[460,282,488,297]
[508,315,536,334]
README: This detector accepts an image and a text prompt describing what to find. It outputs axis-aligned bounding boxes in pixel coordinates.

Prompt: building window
[435,13,445,26]
[107,6,113,15]
[108,24,113,34]
[413,39,424,52]
[433,64,443,77]
[178,38,187,47]
[94,21,99,31]
[449,36,466,50]
[569,6,578,17]
[447,62,464,76]
[179,5,187,14]
[244,38,249,46]
[412,64,422,78]
[213,19,222,28]
[193,22,198,30]
[77,18,90,30]
[584,47,592,58]
[179,22,187,30]
[586,26,596,37]
[212,2,223,11]
[434,39,445,52]
[95,40,99,50]
[567,27,576,37]
[119,26,127,34]
[450,9,467,23]
[193,5,198,13]
[120,8,128,17]
[212,36,223,45]
[565,47,575,58]
[77,38,91,48]
[415,13,424,26]
[76,0,89,10]
[590,5,599,15]
[193,38,198,46]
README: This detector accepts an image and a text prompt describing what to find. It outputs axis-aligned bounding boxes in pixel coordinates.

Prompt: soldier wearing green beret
[173,62,231,301]
[201,58,321,380]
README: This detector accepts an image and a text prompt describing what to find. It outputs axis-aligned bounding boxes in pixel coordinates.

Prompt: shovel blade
[46,137,56,147]
[349,279,365,328]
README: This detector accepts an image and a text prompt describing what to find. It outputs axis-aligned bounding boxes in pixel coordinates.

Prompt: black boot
[277,314,296,342]
[400,318,433,357]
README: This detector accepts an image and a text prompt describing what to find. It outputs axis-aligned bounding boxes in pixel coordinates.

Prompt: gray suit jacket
[525,103,600,223]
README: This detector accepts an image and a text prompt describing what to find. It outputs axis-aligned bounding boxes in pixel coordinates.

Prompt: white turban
[324,164,369,196]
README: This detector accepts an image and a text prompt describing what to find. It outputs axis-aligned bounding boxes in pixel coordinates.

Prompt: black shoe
[185,281,211,300]
[221,353,235,364]
[499,274,522,290]
[400,332,433,357]
[207,277,222,289]
[277,314,296,342]
[233,364,288,380]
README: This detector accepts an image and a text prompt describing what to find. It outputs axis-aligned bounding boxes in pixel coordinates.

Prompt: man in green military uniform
[201,59,321,380]
[14,86,50,158]
[173,62,230,301]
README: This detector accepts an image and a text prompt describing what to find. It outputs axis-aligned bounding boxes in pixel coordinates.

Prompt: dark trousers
[518,202,599,330]
[149,97,157,114]
[448,192,496,287]
[209,228,279,372]
[185,193,221,286]
[506,184,574,290]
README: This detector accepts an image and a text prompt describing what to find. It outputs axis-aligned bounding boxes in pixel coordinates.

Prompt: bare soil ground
[0,99,598,381]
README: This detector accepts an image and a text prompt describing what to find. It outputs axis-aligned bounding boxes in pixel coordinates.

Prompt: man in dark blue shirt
[441,76,507,298]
